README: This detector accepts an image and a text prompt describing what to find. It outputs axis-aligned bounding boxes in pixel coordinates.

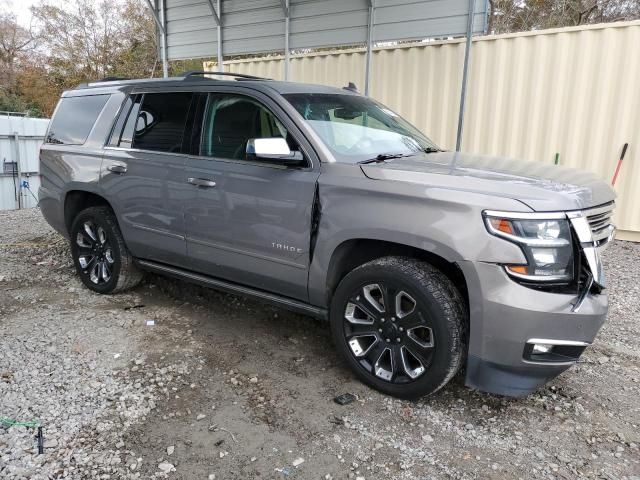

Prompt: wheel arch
[64,190,113,234]
[324,238,469,317]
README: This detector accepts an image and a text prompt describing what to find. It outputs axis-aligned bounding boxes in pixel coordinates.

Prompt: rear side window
[128,92,193,153]
[46,94,110,145]
[108,95,142,149]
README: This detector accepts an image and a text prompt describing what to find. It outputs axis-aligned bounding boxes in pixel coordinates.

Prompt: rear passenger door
[101,90,194,266]
[183,89,320,301]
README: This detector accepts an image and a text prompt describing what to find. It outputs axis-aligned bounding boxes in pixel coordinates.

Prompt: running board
[136,259,328,320]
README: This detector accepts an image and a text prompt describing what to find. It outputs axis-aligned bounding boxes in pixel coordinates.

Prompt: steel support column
[144,0,165,34]
[205,0,223,71]
[205,0,221,24]
[159,0,169,77]
[364,0,375,96]
[455,0,475,151]
[12,132,22,209]
[145,0,168,77]
[217,0,223,71]
[282,0,290,80]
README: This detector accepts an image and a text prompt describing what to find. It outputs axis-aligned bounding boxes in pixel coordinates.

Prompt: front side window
[201,94,294,160]
[46,94,110,145]
[284,93,439,164]
[127,92,193,153]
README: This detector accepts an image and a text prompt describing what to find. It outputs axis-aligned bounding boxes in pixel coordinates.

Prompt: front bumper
[459,260,608,397]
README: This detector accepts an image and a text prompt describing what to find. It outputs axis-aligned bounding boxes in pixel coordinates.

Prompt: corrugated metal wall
[221,21,640,239]
[0,116,49,211]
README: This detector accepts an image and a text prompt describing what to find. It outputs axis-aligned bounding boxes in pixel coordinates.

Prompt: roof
[69,73,359,97]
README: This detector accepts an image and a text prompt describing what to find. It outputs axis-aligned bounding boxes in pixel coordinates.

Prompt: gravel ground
[0,207,639,480]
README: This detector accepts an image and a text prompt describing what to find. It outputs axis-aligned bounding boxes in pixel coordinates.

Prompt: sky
[3,0,37,26]
[2,0,62,27]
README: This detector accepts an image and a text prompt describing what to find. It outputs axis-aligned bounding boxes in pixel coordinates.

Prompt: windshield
[284,93,439,164]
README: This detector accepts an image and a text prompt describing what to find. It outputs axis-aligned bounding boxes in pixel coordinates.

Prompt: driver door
[183,90,320,301]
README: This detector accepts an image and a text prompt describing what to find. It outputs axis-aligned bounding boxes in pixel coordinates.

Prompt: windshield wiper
[424,147,441,154]
[358,153,414,164]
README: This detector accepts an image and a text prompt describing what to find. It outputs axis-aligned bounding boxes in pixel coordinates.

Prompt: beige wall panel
[220,21,640,234]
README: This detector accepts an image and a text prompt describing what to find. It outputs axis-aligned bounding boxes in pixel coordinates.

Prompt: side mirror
[246,138,304,165]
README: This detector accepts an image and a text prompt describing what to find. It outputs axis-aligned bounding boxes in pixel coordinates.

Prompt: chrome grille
[584,203,615,246]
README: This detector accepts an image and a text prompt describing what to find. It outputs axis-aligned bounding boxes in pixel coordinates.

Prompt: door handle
[187,177,216,188]
[107,163,127,174]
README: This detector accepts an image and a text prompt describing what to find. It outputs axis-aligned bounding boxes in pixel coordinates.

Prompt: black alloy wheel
[330,256,466,399]
[343,282,434,383]
[70,206,143,294]
[75,219,115,286]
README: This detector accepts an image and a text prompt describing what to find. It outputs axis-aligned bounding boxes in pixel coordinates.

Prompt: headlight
[484,213,574,282]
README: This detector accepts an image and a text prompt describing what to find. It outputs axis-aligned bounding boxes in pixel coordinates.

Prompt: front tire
[70,206,143,294]
[330,256,466,399]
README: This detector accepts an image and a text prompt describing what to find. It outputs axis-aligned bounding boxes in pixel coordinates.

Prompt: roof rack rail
[77,76,133,88]
[181,71,270,81]
[100,76,131,82]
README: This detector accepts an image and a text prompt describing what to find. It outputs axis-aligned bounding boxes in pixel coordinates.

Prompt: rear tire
[330,256,466,399]
[69,206,143,294]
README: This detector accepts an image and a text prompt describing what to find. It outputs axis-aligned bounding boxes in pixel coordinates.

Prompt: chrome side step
[136,259,328,320]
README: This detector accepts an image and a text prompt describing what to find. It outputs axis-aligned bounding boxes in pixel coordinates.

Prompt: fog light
[532,343,553,354]
[525,339,589,363]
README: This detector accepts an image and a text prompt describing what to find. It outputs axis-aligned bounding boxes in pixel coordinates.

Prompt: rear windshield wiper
[358,153,414,164]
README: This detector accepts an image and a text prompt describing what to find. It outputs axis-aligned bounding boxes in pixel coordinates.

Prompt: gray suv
[39,72,616,399]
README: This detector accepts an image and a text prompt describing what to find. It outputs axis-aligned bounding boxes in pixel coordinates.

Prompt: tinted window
[108,95,135,148]
[46,95,110,145]
[118,96,142,149]
[131,92,193,153]
[201,94,293,160]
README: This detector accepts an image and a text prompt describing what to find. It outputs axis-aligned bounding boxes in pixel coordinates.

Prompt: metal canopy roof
[153,0,487,60]
[146,0,488,150]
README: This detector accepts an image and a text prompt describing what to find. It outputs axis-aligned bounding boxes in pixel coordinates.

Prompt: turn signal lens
[506,265,528,275]
[489,218,514,235]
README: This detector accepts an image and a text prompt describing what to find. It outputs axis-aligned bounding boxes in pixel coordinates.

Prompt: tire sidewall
[70,208,122,294]
[330,260,461,399]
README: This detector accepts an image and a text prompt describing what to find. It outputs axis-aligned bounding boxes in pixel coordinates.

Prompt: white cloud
[2,0,64,27]
[3,0,34,26]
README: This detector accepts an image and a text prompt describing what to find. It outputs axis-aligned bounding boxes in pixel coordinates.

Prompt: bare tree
[487,0,640,34]
[0,12,35,92]
[0,0,157,116]
[31,0,157,89]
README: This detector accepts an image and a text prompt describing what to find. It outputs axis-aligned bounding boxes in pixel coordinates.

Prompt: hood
[360,152,616,211]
